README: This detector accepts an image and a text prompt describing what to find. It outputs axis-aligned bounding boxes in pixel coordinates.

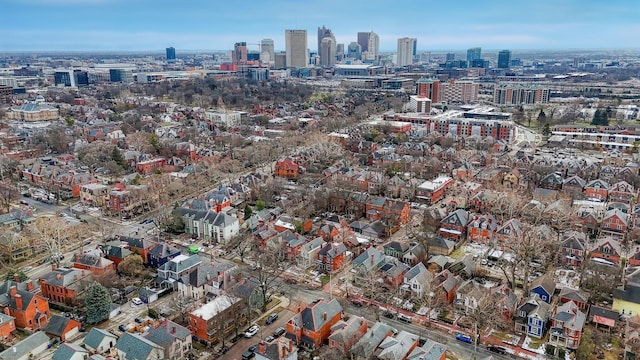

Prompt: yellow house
[613,269,640,317]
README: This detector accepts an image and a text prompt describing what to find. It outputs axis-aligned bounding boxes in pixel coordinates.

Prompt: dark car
[135,317,145,323]
[350,298,364,307]
[248,344,257,352]
[242,351,255,360]
[118,325,129,332]
[382,311,395,319]
[487,345,507,354]
[273,327,286,338]
[266,313,278,325]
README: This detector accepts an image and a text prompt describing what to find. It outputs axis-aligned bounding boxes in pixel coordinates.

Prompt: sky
[2,0,639,53]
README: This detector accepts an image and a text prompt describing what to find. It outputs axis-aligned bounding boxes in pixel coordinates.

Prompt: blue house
[148,242,181,269]
[529,274,557,304]
[515,294,550,338]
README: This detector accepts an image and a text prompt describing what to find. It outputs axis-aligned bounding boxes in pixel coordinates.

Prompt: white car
[131,297,143,305]
[244,325,260,338]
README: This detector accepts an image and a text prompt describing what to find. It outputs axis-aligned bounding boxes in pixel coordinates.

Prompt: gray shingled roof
[0,331,49,360]
[52,343,88,360]
[83,327,117,350]
[145,320,191,350]
[115,332,163,360]
[44,314,80,338]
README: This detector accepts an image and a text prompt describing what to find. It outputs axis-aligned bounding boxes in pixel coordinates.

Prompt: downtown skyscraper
[397,37,416,67]
[317,26,336,67]
[357,31,379,61]
[260,39,275,64]
[498,49,512,69]
[285,29,308,68]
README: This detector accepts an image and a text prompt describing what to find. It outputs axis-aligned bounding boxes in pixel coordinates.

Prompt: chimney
[171,326,176,334]
[258,341,266,354]
[14,294,22,309]
[282,343,287,358]
[13,274,20,282]
[56,273,62,280]
[26,281,34,292]
[289,339,293,352]
[323,312,327,321]
[9,286,17,298]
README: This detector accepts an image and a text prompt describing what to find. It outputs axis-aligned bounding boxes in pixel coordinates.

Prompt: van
[397,313,412,323]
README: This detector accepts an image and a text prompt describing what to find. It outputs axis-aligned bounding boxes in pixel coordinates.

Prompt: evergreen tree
[5,269,28,282]
[111,147,126,169]
[537,109,547,124]
[243,204,253,220]
[542,123,551,137]
[86,282,111,324]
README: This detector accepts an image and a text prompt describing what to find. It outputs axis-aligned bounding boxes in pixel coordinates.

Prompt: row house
[327,316,368,355]
[79,183,109,206]
[38,268,92,306]
[515,294,550,338]
[585,179,609,201]
[268,230,309,261]
[549,301,586,351]
[135,158,167,175]
[416,175,453,205]
[591,237,623,265]
[179,208,240,244]
[72,250,116,276]
[108,184,152,216]
[297,237,326,269]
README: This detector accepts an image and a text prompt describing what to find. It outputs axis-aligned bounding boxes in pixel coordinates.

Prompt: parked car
[455,334,473,344]
[350,298,364,307]
[487,345,507,354]
[135,317,145,323]
[118,324,129,332]
[241,351,255,360]
[266,313,278,325]
[244,325,260,338]
[264,336,275,343]
[131,297,143,305]
[21,266,33,273]
[273,327,286,338]
[247,344,257,353]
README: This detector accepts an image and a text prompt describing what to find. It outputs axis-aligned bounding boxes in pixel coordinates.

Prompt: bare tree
[245,243,288,313]
[0,181,19,213]
[27,217,82,266]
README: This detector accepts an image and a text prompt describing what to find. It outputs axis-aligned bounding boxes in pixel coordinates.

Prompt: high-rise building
[498,50,512,69]
[232,42,248,65]
[446,53,455,61]
[260,39,275,63]
[285,29,308,68]
[347,42,362,60]
[54,70,76,87]
[274,52,287,69]
[73,70,89,86]
[466,47,481,63]
[317,26,336,67]
[166,47,176,61]
[109,69,133,83]
[357,31,379,61]
[336,43,344,62]
[494,84,549,105]
[320,37,336,67]
[396,37,416,67]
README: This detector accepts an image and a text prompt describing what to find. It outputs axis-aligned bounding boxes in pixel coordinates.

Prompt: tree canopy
[591,108,609,126]
[86,282,112,324]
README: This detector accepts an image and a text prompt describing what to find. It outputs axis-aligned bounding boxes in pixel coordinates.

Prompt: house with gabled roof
[613,268,640,316]
[297,237,326,269]
[539,172,563,190]
[144,320,192,359]
[39,267,92,307]
[275,158,300,179]
[285,298,343,349]
[157,254,201,290]
[600,209,628,239]
[591,237,622,265]
[549,300,586,351]
[373,330,419,360]
[433,269,460,304]
[115,332,165,360]
[327,316,368,355]
[43,314,81,342]
[147,241,181,269]
[255,337,298,360]
[52,342,89,360]
[350,322,394,360]
[428,237,457,256]
[563,175,586,195]
[83,327,117,354]
[0,331,50,360]
[317,242,348,272]
[179,208,240,244]
[402,243,427,266]
[0,281,50,331]
[584,179,609,201]
[439,209,469,241]
[494,219,522,247]
[402,263,432,298]
[115,235,155,263]
[515,294,551,338]
[426,255,450,274]
[529,274,557,304]
[406,339,447,360]
[588,305,619,330]
[628,246,640,267]
[467,214,497,244]
[598,165,617,180]
[383,241,410,260]
[381,257,410,289]
[72,250,115,276]
[609,180,635,204]
[103,241,133,267]
[559,288,590,312]
[558,231,587,267]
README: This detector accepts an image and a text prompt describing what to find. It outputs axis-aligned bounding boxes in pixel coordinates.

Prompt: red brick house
[39,268,92,306]
[269,230,309,261]
[275,158,300,179]
[584,179,609,201]
[591,237,622,265]
[628,248,640,267]
[494,219,523,248]
[0,313,16,340]
[0,285,50,331]
[72,250,116,276]
[317,224,340,241]
[433,269,459,304]
[135,158,167,175]
[600,209,628,239]
[317,243,348,272]
[117,236,156,264]
[467,214,497,244]
[286,299,343,350]
[559,288,590,312]
[439,209,469,241]
[327,316,368,355]
[416,176,453,205]
[609,181,635,204]
[558,231,587,267]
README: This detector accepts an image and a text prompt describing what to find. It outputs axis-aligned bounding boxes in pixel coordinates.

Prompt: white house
[402,263,432,297]
[180,208,240,244]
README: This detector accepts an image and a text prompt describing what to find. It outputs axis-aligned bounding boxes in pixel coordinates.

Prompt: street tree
[86,282,112,324]
[27,217,81,267]
[245,243,288,313]
[0,181,19,213]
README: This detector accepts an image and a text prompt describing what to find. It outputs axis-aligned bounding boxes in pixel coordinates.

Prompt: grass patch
[491,331,512,342]
[320,274,330,285]
[527,335,547,349]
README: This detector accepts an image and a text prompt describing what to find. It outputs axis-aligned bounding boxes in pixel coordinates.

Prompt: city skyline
[2,0,639,52]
